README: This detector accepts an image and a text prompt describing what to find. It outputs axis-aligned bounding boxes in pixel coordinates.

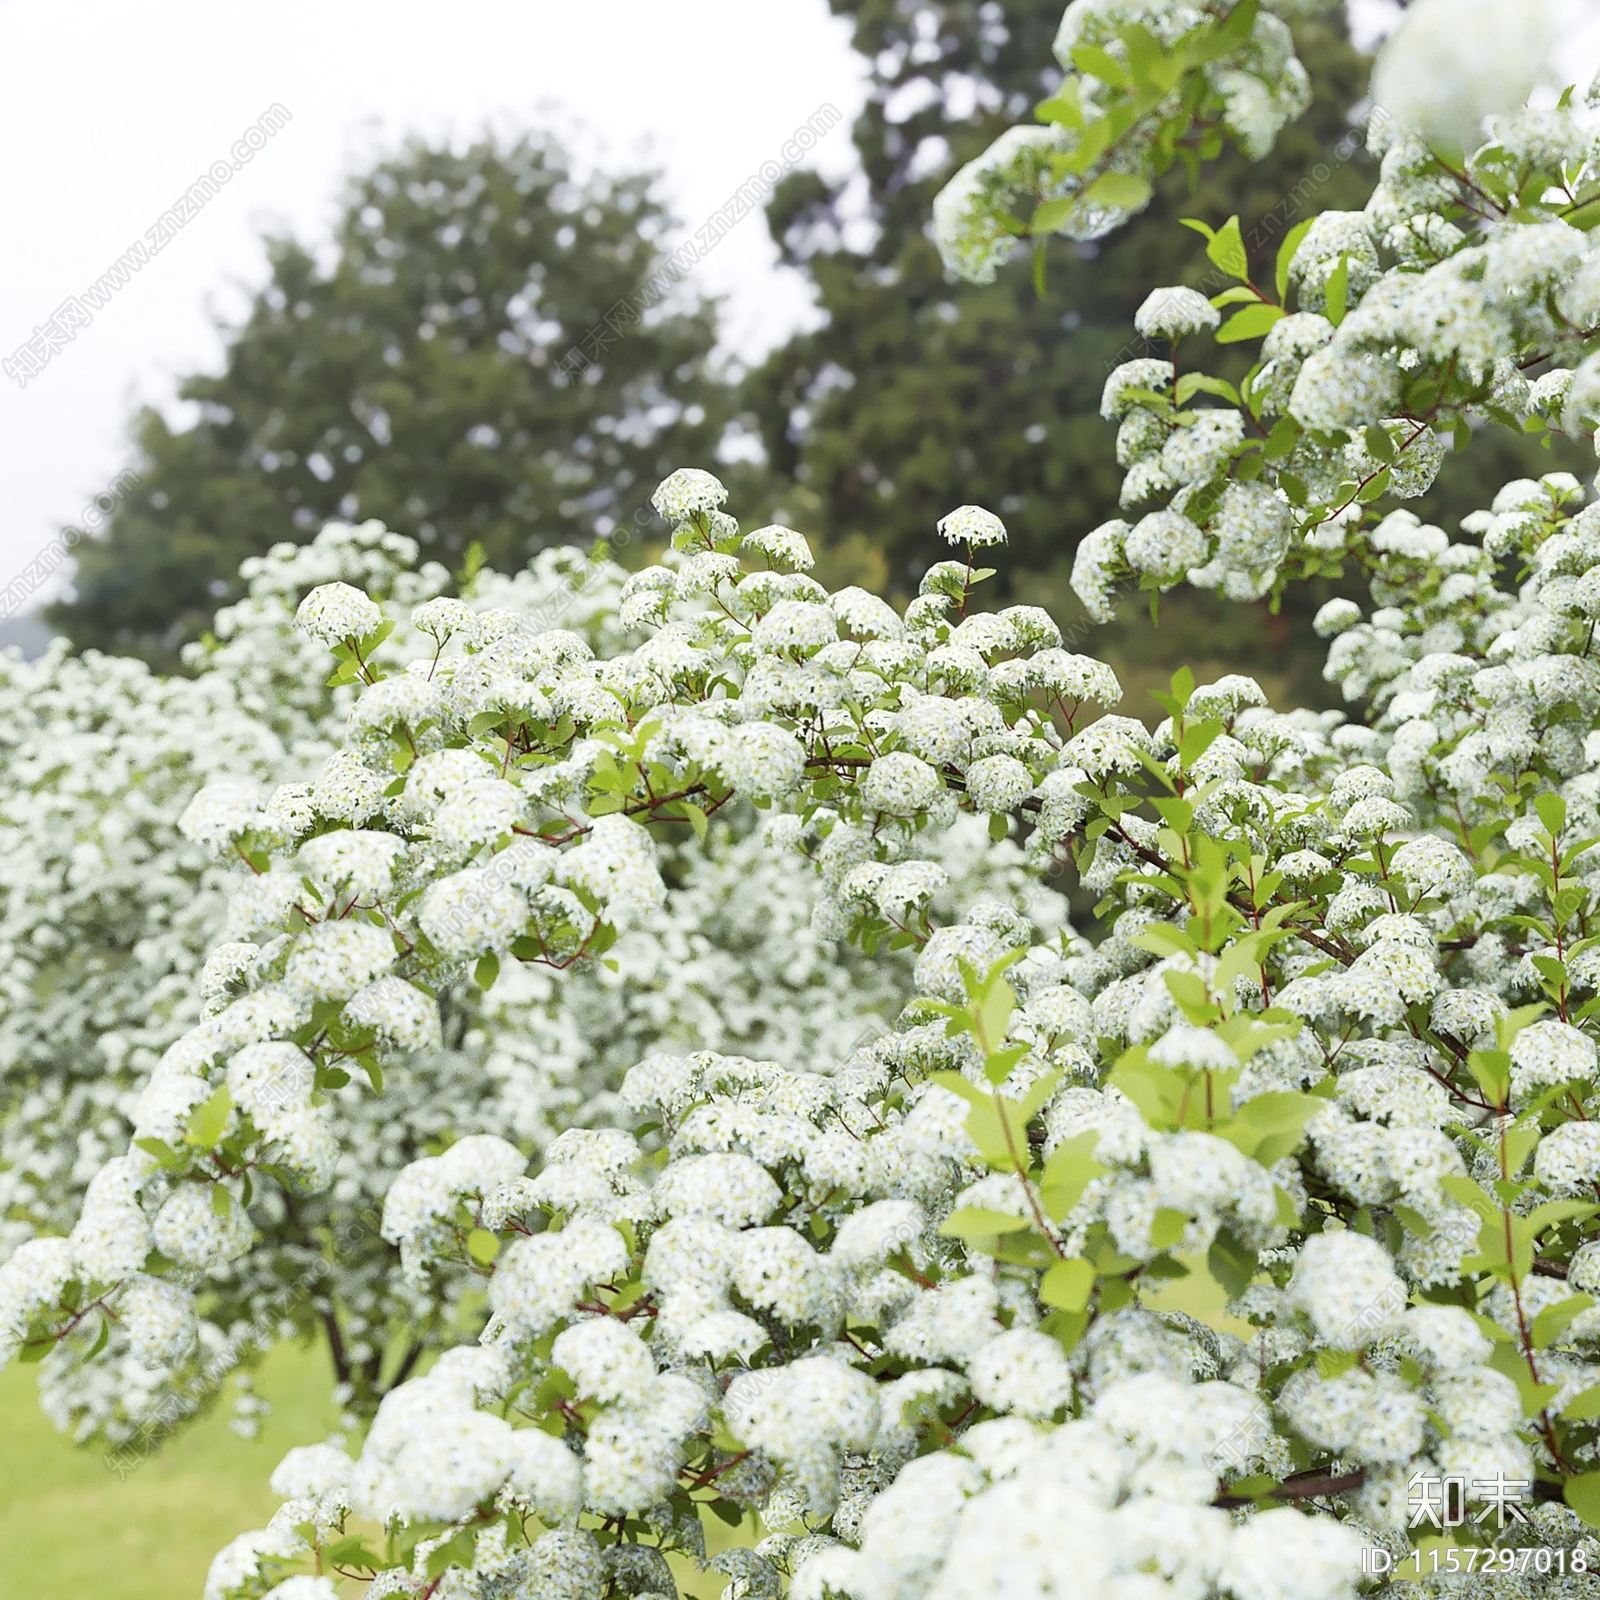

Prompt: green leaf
[972,971,1019,1053]
[1523,1200,1599,1237]
[1178,217,1216,242]
[1014,1068,1063,1127]
[1356,466,1392,502]
[1569,1472,1600,1528]
[1213,0,1259,48]
[1083,171,1153,213]
[1035,80,1085,129]
[1130,922,1197,960]
[1218,1091,1323,1166]
[323,1536,382,1572]
[184,1086,232,1151]
[1324,254,1350,326]
[1207,1231,1258,1299]
[982,1042,1031,1086]
[426,1527,479,1580]
[1177,719,1223,770]
[707,1495,745,1527]
[1119,24,1166,90]
[1362,423,1395,463]
[134,1137,182,1168]
[1502,1123,1541,1179]
[1316,1348,1358,1379]
[1440,1174,1499,1223]
[1497,1003,1550,1051]
[677,799,710,839]
[939,1206,1032,1240]
[362,616,397,653]
[1564,1383,1600,1421]
[1176,372,1241,406]
[1163,968,1216,1025]
[84,1313,111,1362]
[1215,304,1285,344]
[929,1071,987,1110]
[475,952,500,991]
[1070,43,1128,87]
[1275,218,1313,302]
[1107,1050,1186,1127]
[929,1072,1027,1172]
[1039,1130,1107,1219]
[1536,791,1569,838]
[1031,196,1078,235]
[1204,215,1248,281]
[1150,1207,1188,1251]
[1465,1049,1511,1108]
[1039,1256,1096,1312]
[467,1228,502,1265]
[1532,1294,1595,1349]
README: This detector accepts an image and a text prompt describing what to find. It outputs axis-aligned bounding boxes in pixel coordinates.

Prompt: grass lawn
[0,1340,735,1598]
[0,1340,342,1598]
[0,1276,1242,1596]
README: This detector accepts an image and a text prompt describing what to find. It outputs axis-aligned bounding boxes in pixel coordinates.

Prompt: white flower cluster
[947,16,1600,619]
[932,0,1331,282]
[23,15,1600,1593]
[151,476,1600,1585]
[1,501,1071,1452]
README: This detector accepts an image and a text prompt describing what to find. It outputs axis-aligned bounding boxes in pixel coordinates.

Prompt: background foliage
[50,136,731,666]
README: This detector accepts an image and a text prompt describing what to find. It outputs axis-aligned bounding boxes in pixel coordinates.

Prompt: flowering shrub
[0,522,1037,1450]
[11,2,1600,1597]
[931,0,1334,284]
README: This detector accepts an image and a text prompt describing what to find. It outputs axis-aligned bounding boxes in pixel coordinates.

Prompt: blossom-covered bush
[14,3,1600,1598]
[0,522,1039,1449]
[1060,36,1600,617]
[0,642,289,1255]
[931,0,1338,283]
[7,448,1597,1597]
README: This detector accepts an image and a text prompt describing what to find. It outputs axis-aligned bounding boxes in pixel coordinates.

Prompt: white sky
[3,0,1598,619]
[0,0,868,609]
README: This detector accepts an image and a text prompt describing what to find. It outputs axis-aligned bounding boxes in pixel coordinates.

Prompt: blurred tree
[746,2,1586,706]
[747,3,1374,596]
[52,134,734,665]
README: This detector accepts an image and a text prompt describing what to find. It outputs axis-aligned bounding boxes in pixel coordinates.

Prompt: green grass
[0,1284,1250,1597]
[0,1343,735,1598]
[0,1341,342,1597]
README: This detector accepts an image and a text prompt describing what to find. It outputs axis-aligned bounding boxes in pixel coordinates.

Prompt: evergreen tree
[52,134,733,665]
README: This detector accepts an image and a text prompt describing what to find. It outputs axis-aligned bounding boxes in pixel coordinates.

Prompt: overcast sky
[0,0,868,609]
[1,1,1595,619]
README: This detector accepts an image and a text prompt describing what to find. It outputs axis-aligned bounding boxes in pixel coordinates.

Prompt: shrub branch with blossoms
[11,452,1599,1599]
[0,522,1037,1449]
[13,3,1600,1599]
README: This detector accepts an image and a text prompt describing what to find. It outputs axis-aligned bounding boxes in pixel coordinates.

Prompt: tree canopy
[50,135,732,665]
